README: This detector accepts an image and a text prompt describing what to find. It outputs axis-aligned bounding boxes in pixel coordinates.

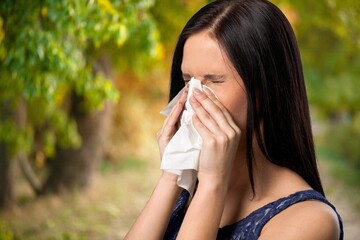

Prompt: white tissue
[160,78,215,196]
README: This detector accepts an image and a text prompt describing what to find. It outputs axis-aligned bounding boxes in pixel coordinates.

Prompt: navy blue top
[164,189,344,240]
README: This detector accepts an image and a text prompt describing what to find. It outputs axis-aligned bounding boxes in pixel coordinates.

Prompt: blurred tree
[0,0,161,209]
[275,0,360,167]
[150,0,208,49]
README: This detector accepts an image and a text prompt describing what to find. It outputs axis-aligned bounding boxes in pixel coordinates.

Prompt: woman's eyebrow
[182,73,191,79]
[203,74,225,80]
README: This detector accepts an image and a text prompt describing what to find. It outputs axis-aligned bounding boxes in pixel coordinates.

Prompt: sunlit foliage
[0,0,161,158]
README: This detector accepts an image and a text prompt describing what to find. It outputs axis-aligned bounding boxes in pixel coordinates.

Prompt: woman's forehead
[181,31,232,74]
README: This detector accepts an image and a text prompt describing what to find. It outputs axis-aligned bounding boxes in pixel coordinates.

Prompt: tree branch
[18,152,42,194]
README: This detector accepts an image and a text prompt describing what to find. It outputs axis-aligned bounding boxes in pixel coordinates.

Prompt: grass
[2,147,359,239]
[100,155,148,173]
[0,155,160,240]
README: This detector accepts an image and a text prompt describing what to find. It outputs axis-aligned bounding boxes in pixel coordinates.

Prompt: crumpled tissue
[160,78,215,196]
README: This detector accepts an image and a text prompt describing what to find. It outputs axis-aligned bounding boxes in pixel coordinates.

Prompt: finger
[192,114,213,139]
[192,89,231,132]
[203,88,240,132]
[162,87,188,127]
[161,88,188,137]
[203,88,225,111]
[203,88,233,122]
[190,94,224,134]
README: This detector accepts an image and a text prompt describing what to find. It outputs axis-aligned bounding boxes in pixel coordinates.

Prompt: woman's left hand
[156,86,189,160]
[190,88,241,189]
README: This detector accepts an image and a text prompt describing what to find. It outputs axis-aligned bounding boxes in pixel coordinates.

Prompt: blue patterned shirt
[164,189,344,240]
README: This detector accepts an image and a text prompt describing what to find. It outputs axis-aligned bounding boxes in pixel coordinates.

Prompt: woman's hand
[190,88,241,188]
[177,88,241,239]
[156,86,189,159]
[125,87,190,240]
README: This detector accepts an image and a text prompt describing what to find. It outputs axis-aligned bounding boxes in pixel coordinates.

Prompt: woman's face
[181,31,247,130]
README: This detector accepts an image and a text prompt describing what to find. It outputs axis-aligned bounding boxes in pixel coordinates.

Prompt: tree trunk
[0,99,27,210]
[41,102,113,193]
[0,144,16,210]
[41,54,114,194]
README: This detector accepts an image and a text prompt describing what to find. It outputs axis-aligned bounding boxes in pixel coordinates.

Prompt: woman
[125,0,343,239]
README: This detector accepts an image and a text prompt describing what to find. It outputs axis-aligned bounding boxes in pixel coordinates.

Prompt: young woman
[125,0,343,239]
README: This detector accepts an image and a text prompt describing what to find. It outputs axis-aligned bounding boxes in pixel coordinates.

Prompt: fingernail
[203,88,212,96]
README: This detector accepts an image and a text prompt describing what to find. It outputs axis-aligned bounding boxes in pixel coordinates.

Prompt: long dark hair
[169,0,324,196]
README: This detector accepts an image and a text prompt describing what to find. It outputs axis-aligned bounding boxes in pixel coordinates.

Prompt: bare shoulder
[259,200,340,240]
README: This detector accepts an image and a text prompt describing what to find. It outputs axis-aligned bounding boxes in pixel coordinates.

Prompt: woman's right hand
[156,86,189,159]
[126,91,189,239]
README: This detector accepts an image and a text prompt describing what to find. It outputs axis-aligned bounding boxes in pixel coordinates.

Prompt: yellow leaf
[152,42,165,60]
[41,7,48,17]
[117,24,128,46]
[97,0,117,15]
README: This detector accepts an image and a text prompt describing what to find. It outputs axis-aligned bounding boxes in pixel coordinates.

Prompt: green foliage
[274,0,360,112]
[274,0,360,170]
[0,0,160,158]
[306,72,360,117]
[150,0,207,48]
[317,145,360,210]
[326,114,360,169]
[110,14,163,75]
[0,120,32,157]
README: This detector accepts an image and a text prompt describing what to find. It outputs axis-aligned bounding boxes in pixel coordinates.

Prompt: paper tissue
[160,78,215,196]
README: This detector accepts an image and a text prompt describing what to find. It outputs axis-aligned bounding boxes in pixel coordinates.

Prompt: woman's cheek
[217,92,247,130]
[231,104,247,131]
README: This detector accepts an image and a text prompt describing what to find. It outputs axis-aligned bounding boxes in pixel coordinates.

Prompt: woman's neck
[220,139,311,227]
[228,136,311,197]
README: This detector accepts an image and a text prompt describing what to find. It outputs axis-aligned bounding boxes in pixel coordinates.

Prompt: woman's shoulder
[259,192,341,240]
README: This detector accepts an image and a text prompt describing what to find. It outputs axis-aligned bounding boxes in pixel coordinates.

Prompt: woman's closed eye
[181,73,225,85]
[205,80,224,85]
[183,79,223,85]
[203,74,225,85]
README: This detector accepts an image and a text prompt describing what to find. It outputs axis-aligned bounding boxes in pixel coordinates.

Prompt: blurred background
[0,0,359,239]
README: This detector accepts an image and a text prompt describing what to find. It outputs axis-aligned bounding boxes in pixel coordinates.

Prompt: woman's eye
[207,81,224,85]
